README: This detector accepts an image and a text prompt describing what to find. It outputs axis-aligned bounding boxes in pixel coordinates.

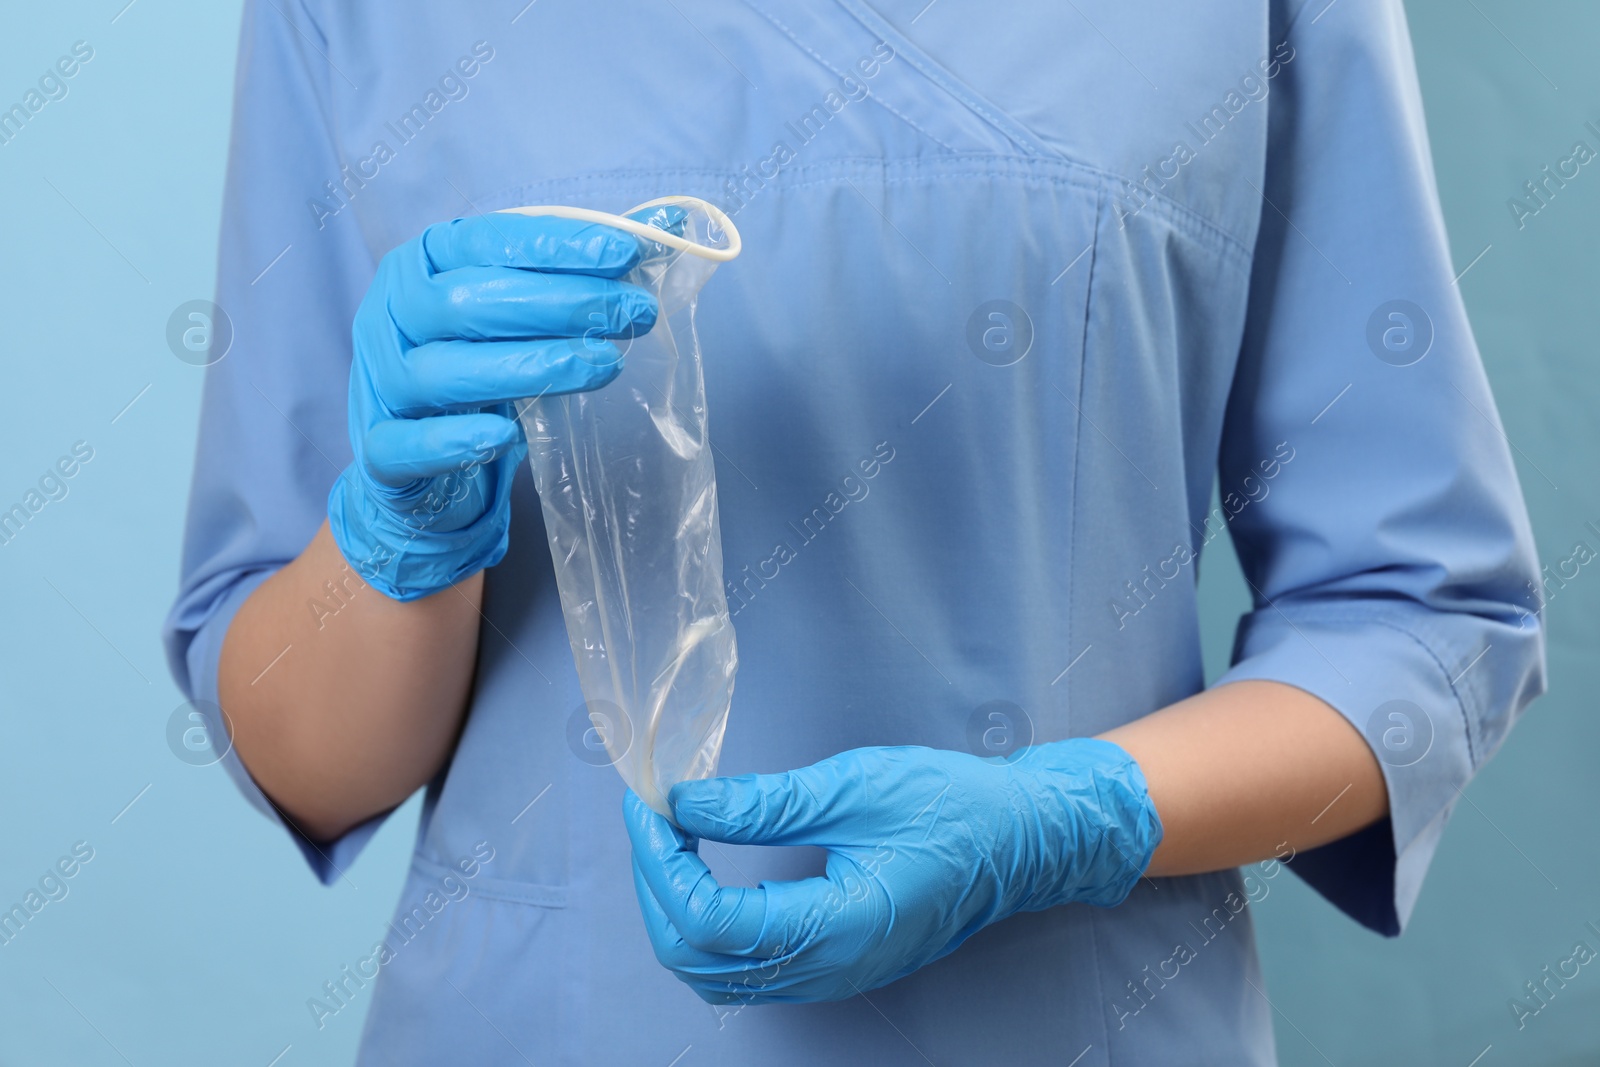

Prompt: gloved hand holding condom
[506,197,743,818]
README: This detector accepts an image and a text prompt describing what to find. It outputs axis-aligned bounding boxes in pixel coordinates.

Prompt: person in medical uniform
[165,1,1544,1062]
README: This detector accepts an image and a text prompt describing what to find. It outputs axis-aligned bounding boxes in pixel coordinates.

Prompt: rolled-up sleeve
[161,0,384,884]
[1212,0,1546,934]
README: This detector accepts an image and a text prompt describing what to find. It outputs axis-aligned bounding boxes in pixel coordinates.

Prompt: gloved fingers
[391,261,658,346]
[629,856,761,977]
[671,747,978,851]
[624,203,690,231]
[630,854,705,966]
[631,857,825,1005]
[668,761,847,847]
[362,412,520,487]
[623,790,776,957]
[383,339,622,417]
[420,213,644,277]
[623,203,690,258]
[627,792,902,1005]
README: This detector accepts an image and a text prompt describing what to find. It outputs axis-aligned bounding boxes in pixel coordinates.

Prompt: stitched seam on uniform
[1065,182,1102,742]
[832,0,1053,159]
[475,160,1099,201]
[409,854,569,908]
[1085,904,1115,1064]
[1349,614,1479,768]
[862,84,963,154]
[474,158,1252,263]
[787,160,1099,193]
[477,158,1167,216]
[743,2,963,154]
[863,93,961,152]
[481,165,1249,263]
[460,885,567,908]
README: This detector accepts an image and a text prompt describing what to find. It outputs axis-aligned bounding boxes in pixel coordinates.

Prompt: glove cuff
[1020,737,1164,911]
[327,466,513,602]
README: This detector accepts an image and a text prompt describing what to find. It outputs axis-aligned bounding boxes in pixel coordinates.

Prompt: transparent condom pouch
[505,197,741,817]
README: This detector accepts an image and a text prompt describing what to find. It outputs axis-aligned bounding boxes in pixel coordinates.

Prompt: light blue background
[0,1,1593,1063]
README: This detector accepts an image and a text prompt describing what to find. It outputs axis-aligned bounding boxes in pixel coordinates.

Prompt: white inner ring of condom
[496,195,742,263]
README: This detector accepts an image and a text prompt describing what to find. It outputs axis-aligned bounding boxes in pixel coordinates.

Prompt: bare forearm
[1100,680,1388,877]
[218,521,484,842]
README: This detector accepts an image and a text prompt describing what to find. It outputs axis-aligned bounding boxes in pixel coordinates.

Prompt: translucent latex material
[517,199,739,817]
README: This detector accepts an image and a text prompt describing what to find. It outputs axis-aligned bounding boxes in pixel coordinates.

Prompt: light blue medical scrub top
[164,0,1545,1062]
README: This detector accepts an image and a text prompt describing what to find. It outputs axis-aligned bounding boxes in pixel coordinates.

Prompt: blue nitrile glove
[624,738,1162,1004]
[328,211,662,601]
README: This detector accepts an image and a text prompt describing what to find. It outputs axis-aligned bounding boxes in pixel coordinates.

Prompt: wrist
[1012,737,1163,911]
[327,467,511,602]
